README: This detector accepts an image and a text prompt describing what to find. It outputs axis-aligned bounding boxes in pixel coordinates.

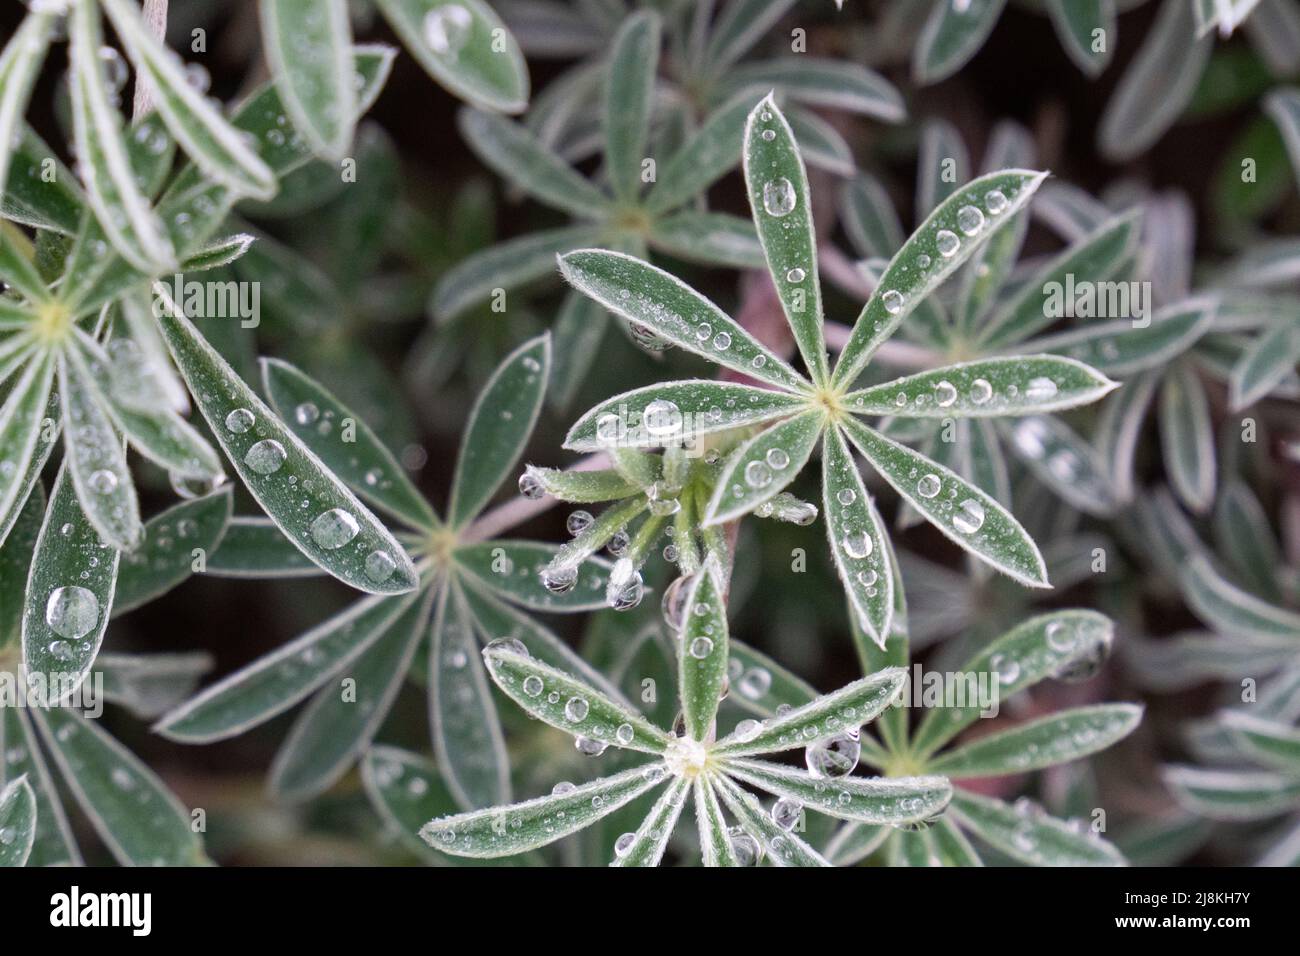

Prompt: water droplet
[423,4,473,56]
[765,448,790,470]
[856,568,877,587]
[737,668,772,700]
[882,289,904,314]
[762,178,797,217]
[806,732,861,778]
[734,719,763,743]
[45,586,99,640]
[970,378,993,404]
[225,408,254,434]
[836,488,857,506]
[729,826,763,866]
[575,736,608,757]
[956,204,985,235]
[522,675,544,697]
[364,551,396,583]
[566,510,593,536]
[712,331,732,350]
[760,129,776,141]
[916,474,941,498]
[607,530,630,557]
[786,267,806,283]
[88,469,118,495]
[661,575,690,631]
[1046,621,1076,653]
[842,531,873,559]
[1025,377,1058,401]
[690,636,714,659]
[565,697,590,722]
[990,653,1021,685]
[933,380,957,407]
[542,565,577,594]
[643,399,682,436]
[985,189,1008,214]
[745,460,773,489]
[244,439,286,475]
[616,723,635,745]
[771,798,802,830]
[294,402,320,426]
[614,832,637,857]
[952,499,985,534]
[936,229,960,257]
[310,509,359,549]
[518,471,544,499]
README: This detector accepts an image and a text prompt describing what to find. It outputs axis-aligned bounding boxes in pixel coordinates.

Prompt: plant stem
[132,0,169,121]
[461,453,609,543]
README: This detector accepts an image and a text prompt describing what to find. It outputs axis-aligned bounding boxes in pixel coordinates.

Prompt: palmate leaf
[0,776,36,867]
[610,776,690,868]
[564,381,809,453]
[68,0,175,274]
[375,0,528,114]
[1020,298,1217,377]
[914,0,1008,85]
[449,335,549,528]
[482,642,669,755]
[270,589,432,801]
[603,11,659,205]
[431,581,510,810]
[260,0,357,161]
[822,427,893,646]
[722,759,952,826]
[833,169,1047,389]
[263,358,437,532]
[744,95,829,384]
[101,0,276,199]
[421,764,667,859]
[841,417,1048,586]
[710,772,829,867]
[930,704,1143,777]
[713,667,906,759]
[911,611,1116,758]
[33,705,205,866]
[678,555,729,741]
[845,356,1117,418]
[0,10,54,212]
[156,591,417,743]
[704,410,823,525]
[22,465,120,699]
[112,488,232,615]
[558,249,808,392]
[154,300,417,595]
[949,791,1125,866]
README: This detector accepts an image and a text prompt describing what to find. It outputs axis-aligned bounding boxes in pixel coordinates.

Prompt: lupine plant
[2,0,1300,871]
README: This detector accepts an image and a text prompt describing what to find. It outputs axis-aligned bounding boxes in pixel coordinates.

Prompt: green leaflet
[914,0,1008,84]
[609,776,690,867]
[519,465,639,503]
[34,705,206,866]
[269,589,431,801]
[420,764,667,858]
[704,410,824,525]
[458,109,608,218]
[94,651,213,719]
[564,380,810,453]
[112,489,233,615]
[204,517,326,578]
[841,417,1048,587]
[911,610,1115,757]
[2,126,85,236]
[375,0,529,113]
[677,556,728,741]
[101,0,277,199]
[68,0,175,274]
[1220,711,1300,773]
[1181,554,1300,639]
[1045,0,1116,76]
[720,759,952,826]
[455,540,612,612]
[1160,360,1216,512]
[1162,765,1300,821]
[1001,414,1117,517]
[727,638,817,717]
[430,581,509,810]
[155,302,417,595]
[59,347,141,550]
[644,94,750,215]
[822,427,893,646]
[693,778,739,867]
[978,211,1141,349]
[1,707,80,866]
[263,358,437,532]
[260,0,357,160]
[1229,313,1300,410]
[646,210,765,269]
[1214,481,1283,602]
[156,591,417,743]
[916,119,970,219]
[833,169,1047,388]
[1020,298,1217,377]
[0,776,36,867]
[603,12,659,204]
[710,772,830,867]
[0,350,55,543]
[0,217,51,306]
[482,642,670,755]
[0,483,42,648]
[712,667,906,758]
[22,465,120,698]
[845,356,1117,418]
[449,335,549,528]
[743,95,829,384]
[721,58,904,122]
[840,172,905,259]
[558,249,808,392]
[930,704,1143,777]
[0,10,54,213]
[949,791,1125,866]
[1266,87,1300,196]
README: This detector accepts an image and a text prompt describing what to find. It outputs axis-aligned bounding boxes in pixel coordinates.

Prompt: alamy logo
[152,274,261,328]
[50,886,152,936]
[1042,273,1151,328]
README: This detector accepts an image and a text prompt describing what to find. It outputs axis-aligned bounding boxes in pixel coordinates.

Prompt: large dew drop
[643,399,681,437]
[842,531,873,560]
[952,499,985,534]
[956,204,985,235]
[423,5,473,57]
[806,732,861,778]
[936,229,960,257]
[45,586,100,640]
[310,508,360,550]
[762,178,797,217]
[244,439,286,475]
